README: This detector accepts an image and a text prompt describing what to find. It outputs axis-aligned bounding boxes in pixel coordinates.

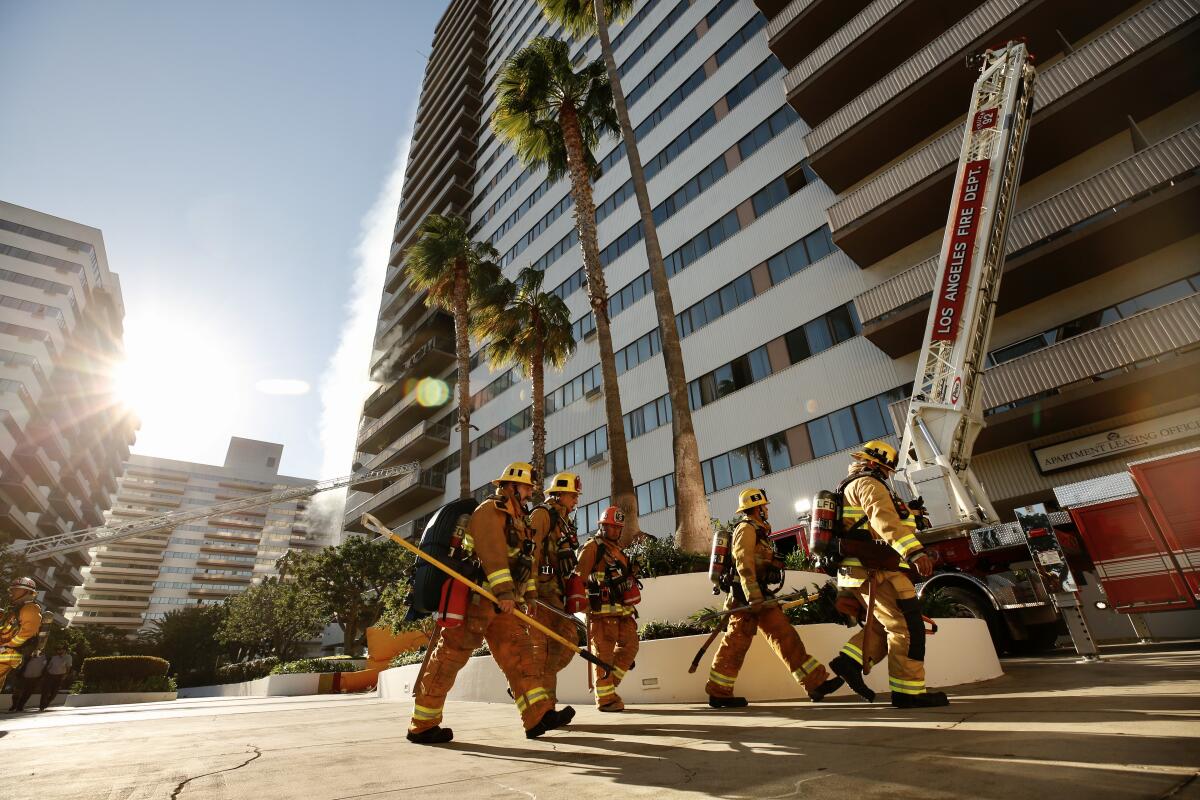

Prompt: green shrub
[390,648,427,668]
[626,535,708,578]
[270,658,361,675]
[920,588,958,618]
[638,619,712,641]
[216,657,279,684]
[783,581,847,626]
[471,644,490,657]
[76,656,175,694]
[783,548,819,572]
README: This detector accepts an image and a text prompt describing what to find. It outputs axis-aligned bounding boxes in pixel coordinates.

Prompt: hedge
[270,658,362,675]
[77,656,174,694]
[216,657,279,684]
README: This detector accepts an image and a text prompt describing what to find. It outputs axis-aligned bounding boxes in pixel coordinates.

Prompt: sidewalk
[3,644,1197,799]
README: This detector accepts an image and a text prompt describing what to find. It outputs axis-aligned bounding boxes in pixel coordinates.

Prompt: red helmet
[9,577,37,594]
[599,506,625,528]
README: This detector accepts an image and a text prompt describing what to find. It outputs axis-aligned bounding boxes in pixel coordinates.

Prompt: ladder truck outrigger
[7,462,421,563]
[888,41,1090,653]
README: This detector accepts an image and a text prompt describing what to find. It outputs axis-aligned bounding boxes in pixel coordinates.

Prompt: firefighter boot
[891,690,949,709]
[808,675,846,702]
[548,705,576,729]
[708,695,748,709]
[407,726,454,745]
[829,654,875,702]
[525,707,561,739]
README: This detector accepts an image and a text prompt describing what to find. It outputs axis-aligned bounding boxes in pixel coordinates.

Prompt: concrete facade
[66,437,324,631]
[345,0,1200,541]
[0,200,137,621]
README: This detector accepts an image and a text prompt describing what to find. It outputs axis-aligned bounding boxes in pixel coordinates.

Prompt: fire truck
[773,42,1199,653]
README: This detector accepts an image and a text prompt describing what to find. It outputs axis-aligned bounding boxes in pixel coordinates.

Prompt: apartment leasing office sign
[1033,408,1200,473]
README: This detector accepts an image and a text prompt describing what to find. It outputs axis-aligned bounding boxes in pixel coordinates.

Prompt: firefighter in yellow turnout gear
[527,471,584,706]
[407,462,573,744]
[829,441,950,708]
[0,578,43,691]
[705,490,842,707]
[574,506,639,711]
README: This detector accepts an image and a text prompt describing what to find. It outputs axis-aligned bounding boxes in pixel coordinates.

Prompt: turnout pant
[706,604,830,697]
[839,570,928,697]
[588,614,638,708]
[410,594,552,734]
[0,651,22,693]
[532,599,578,704]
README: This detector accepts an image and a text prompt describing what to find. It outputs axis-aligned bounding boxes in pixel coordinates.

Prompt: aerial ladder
[894,43,1101,656]
[896,41,1036,537]
[7,462,420,561]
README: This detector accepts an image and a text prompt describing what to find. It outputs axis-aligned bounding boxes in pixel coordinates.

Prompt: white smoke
[309,114,416,542]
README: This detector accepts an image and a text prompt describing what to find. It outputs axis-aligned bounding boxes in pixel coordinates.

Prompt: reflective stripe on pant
[589,614,638,708]
[705,605,829,698]
[0,652,22,690]
[839,570,926,693]
[410,594,552,733]
[532,600,578,703]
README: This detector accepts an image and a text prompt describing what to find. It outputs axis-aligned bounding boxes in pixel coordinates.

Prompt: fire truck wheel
[938,586,1005,648]
[1007,622,1061,654]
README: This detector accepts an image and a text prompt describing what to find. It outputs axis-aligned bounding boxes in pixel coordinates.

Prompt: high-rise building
[345,0,1199,541]
[67,437,325,631]
[0,201,137,621]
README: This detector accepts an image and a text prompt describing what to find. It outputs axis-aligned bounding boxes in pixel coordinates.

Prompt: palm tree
[539,1,712,553]
[405,214,501,499]
[492,37,641,536]
[475,266,577,502]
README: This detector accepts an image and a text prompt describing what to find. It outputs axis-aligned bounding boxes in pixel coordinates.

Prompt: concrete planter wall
[178,672,322,699]
[66,691,177,707]
[635,570,832,623]
[379,618,1001,705]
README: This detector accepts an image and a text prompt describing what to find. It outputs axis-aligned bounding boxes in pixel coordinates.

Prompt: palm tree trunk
[592,0,710,553]
[531,342,546,505]
[453,266,472,499]
[559,102,640,538]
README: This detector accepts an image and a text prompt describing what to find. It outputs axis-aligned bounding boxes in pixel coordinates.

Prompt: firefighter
[1,577,43,692]
[705,490,842,707]
[829,441,949,708]
[574,506,639,711]
[527,471,584,708]
[407,462,573,744]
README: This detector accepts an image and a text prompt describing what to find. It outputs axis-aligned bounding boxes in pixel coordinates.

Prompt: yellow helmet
[736,488,769,513]
[546,471,582,495]
[852,440,899,470]
[494,461,537,487]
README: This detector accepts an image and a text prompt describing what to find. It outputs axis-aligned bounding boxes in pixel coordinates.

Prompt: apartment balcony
[188,587,238,599]
[193,572,252,584]
[86,581,154,594]
[372,308,455,377]
[200,544,255,556]
[382,335,457,389]
[829,0,1200,265]
[89,563,159,578]
[37,512,68,536]
[391,179,472,258]
[197,557,251,569]
[99,548,164,564]
[357,372,453,454]
[356,421,452,491]
[51,491,86,526]
[806,0,1146,192]
[207,532,261,544]
[1,473,49,515]
[0,503,39,543]
[75,596,149,610]
[33,417,69,463]
[785,0,985,125]
[854,123,1200,356]
[73,614,142,628]
[343,470,446,532]
[288,538,323,550]
[977,295,1200,452]
[767,0,874,69]
[208,516,263,530]
[377,285,433,348]
[16,445,59,485]
[61,465,85,497]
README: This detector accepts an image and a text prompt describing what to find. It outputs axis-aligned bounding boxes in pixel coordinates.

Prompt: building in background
[346,0,1199,542]
[0,201,137,622]
[67,437,326,631]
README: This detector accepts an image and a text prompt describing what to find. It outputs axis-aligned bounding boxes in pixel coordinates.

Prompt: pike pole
[363,513,615,677]
[688,590,822,672]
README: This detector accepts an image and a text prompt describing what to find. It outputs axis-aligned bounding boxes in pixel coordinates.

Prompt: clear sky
[0,0,446,480]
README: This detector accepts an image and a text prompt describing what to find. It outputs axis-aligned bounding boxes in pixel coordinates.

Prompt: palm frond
[538,0,636,38]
